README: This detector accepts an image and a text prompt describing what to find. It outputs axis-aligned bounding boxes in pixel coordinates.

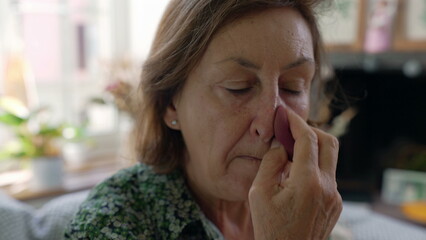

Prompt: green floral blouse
[64,163,224,240]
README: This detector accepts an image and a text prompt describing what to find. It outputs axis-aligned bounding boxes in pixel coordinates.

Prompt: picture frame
[393,0,426,50]
[363,0,399,53]
[318,0,367,52]
[382,168,426,205]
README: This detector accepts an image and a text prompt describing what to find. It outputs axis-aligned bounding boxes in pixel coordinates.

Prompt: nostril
[250,107,276,142]
[255,128,273,143]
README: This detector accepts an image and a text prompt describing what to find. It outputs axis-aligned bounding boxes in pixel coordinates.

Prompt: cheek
[179,90,243,158]
[285,95,310,120]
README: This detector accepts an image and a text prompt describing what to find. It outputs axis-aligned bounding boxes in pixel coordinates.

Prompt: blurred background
[0,0,425,234]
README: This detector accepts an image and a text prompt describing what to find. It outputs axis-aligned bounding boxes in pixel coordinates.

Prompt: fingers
[252,139,289,191]
[253,107,340,194]
[312,128,340,177]
[286,108,319,178]
[285,108,339,179]
[250,107,342,240]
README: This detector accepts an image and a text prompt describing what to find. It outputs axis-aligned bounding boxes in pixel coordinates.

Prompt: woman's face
[165,7,315,202]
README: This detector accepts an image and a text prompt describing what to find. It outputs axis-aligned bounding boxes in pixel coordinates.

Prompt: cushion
[0,190,89,240]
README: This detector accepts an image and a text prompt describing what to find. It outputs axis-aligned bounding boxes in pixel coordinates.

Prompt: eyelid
[221,81,253,95]
[221,80,253,89]
[279,78,306,88]
[279,78,306,94]
[280,88,302,95]
[226,87,252,95]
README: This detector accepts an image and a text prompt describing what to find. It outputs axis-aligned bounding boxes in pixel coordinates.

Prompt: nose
[249,88,284,143]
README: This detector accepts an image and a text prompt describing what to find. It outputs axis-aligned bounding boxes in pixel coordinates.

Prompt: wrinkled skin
[164,7,342,240]
[249,108,342,239]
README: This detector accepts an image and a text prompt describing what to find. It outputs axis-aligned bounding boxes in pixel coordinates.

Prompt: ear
[164,102,181,130]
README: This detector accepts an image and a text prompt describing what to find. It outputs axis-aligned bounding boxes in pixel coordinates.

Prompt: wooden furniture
[0,157,130,201]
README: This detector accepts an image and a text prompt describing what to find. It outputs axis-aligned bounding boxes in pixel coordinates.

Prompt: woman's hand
[249,108,342,240]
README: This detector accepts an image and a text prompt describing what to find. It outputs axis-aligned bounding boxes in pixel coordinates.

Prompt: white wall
[129,0,170,61]
[0,0,5,95]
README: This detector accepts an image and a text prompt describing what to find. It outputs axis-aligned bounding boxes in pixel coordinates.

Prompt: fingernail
[271,138,281,149]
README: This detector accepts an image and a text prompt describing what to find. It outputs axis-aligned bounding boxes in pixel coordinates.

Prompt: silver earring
[171,120,178,125]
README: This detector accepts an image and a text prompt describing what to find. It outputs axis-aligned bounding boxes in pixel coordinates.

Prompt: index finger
[285,107,319,179]
[312,128,340,178]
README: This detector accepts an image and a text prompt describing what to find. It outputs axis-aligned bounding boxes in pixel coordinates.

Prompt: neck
[185,178,254,239]
[200,196,254,240]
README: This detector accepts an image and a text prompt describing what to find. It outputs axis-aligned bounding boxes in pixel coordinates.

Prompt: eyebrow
[217,56,315,71]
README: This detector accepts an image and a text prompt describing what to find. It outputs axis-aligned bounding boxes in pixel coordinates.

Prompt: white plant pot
[62,142,89,167]
[30,156,64,191]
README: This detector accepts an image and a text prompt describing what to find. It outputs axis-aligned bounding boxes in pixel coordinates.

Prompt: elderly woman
[65,0,342,239]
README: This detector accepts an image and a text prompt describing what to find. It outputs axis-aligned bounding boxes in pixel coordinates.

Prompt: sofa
[0,190,88,240]
[0,190,425,240]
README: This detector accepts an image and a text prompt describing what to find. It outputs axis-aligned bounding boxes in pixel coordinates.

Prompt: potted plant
[0,96,66,191]
[61,120,92,168]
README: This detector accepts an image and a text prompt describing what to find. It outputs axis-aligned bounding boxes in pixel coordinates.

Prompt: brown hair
[135,0,331,173]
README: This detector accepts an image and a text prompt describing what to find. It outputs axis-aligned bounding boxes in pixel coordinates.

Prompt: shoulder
[65,163,183,239]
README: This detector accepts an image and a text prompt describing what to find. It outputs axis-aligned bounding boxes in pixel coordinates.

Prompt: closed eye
[226,87,252,95]
[281,88,302,95]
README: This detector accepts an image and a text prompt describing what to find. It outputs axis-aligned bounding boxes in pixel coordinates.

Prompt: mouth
[239,155,262,161]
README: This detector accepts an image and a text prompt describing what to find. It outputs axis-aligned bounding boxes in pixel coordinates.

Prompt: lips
[239,155,262,161]
[274,106,295,161]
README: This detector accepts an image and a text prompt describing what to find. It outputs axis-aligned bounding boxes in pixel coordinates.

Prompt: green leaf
[0,150,13,161]
[20,137,38,158]
[0,113,25,126]
[0,141,25,160]
[39,125,63,137]
[0,97,29,118]
[90,97,107,105]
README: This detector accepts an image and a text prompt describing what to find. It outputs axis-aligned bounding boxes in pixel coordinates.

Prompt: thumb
[253,139,289,189]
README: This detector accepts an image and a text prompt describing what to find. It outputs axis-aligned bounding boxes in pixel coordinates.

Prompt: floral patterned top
[64,163,224,240]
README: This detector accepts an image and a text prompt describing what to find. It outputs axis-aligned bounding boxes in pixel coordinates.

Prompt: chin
[218,174,256,201]
[219,157,260,200]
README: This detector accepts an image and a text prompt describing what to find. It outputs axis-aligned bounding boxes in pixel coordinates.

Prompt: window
[0,0,169,162]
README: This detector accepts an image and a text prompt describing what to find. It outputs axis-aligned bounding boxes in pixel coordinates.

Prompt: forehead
[204,7,314,65]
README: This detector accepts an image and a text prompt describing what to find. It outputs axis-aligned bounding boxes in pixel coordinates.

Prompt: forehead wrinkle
[215,55,314,73]
[281,57,315,71]
[215,57,260,70]
[207,7,314,76]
